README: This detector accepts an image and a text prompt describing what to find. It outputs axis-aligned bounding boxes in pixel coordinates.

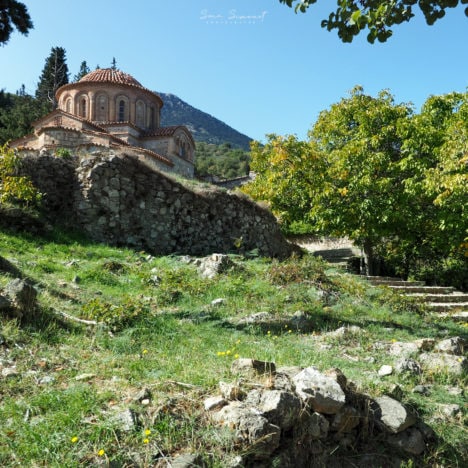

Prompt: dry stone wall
[19,150,294,258]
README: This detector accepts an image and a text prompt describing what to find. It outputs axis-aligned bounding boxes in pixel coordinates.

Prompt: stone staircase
[364,276,468,321]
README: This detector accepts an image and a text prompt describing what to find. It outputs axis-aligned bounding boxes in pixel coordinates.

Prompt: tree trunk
[362,238,375,276]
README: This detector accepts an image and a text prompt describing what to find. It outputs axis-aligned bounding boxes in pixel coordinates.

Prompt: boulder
[373,396,416,434]
[395,358,422,375]
[331,405,361,433]
[387,427,426,455]
[292,367,346,414]
[434,337,465,356]
[4,278,37,320]
[196,254,237,279]
[419,352,467,376]
[212,403,281,459]
[231,358,276,377]
[256,389,302,430]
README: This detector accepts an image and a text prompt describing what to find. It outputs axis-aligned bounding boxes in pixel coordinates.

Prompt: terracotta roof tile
[80,68,143,87]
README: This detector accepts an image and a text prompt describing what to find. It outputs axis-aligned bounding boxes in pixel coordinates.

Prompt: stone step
[389,285,456,294]
[439,311,468,322]
[405,293,468,303]
[364,276,404,281]
[370,280,426,287]
[426,302,468,312]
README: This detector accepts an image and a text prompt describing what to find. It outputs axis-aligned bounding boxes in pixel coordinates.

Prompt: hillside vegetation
[0,226,466,467]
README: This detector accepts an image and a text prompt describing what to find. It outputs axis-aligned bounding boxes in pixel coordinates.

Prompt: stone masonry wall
[19,150,294,258]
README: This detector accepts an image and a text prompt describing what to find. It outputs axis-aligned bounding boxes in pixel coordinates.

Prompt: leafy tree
[279,0,468,43]
[35,46,69,110]
[195,142,250,179]
[0,0,33,45]
[0,143,41,206]
[73,60,90,82]
[0,91,43,144]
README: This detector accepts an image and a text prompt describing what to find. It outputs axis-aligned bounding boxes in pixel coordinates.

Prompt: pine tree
[111,57,117,70]
[35,47,69,110]
[0,1,33,45]
[73,60,90,82]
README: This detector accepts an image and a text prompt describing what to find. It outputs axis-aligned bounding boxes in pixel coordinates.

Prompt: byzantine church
[11,68,195,178]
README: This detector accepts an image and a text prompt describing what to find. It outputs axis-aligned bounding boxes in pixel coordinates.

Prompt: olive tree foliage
[243,88,468,280]
[0,0,33,45]
[0,143,41,206]
[279,1,468,43]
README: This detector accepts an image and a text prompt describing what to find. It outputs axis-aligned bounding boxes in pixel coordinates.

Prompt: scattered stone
[196,254,237,279]
[204,396,227,412]
[387,427,426,455]
[373,396,417,433]
[212,404,281,459]
[445,386,464,396]
[256,389,302,430]
[171,453,205,468]
[419,352,467,376]
[74,373,96,381]
[385,384,404,401]
[237,311,271,325]
[412,385,432,396]
[326,325,363,339]
[438,404,460,419]
[38,375,56,385]
[1,367,19,378]
[219,381,246,401]
[231,358,276,377]
[414,338,436,351]
[110,408,139,432]
[211,298,226,307]
[132,388,152,403]
[434,337,465,355]
[292,366,346,414]
[331,405,360,432]
[395,358,422,375]
[290,310,314,331]
[378,365,393,376]
[4,278,37,319]
[389,341,419,358]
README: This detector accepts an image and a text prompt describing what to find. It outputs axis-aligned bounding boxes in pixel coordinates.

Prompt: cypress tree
[35,47,69,110]
[74,60,90,82]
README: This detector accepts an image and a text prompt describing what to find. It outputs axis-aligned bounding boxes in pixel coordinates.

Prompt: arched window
[96,94,108,121]
[80,98,87,118]
[65,97,72,113]
[136,100,145,128]
[118,100,125,122]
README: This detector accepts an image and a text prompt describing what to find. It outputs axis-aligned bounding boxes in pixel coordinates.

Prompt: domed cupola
[56,68,162,130]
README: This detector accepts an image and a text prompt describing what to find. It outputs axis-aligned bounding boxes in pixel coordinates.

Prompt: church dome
[79,68,143,88]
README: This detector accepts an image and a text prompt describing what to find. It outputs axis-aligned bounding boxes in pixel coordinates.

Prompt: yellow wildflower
[98,449,105,457]
[234,354,239,359]
[144,429,151,436]
[143,438,150,444]
[71,436,78,443]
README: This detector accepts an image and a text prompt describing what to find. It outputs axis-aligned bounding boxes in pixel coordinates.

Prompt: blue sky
[1,0,467,142]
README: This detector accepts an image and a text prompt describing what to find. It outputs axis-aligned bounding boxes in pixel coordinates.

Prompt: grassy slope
[0,227,466,467]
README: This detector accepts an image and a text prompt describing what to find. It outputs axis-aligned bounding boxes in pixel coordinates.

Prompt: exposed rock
[196,254,237,279]
[373,396,417,434]
[331,405,360,432]
[387,427,426,455]
[74,373,96,381]
[210,298,226,307]
[0,295,12,314]
[132,387,152,403]
[292,367,346,414]
[326,325,363,339]
[438,404,461,419]
[384,384,404,401]
[419,352,467,376]
[170,452,205,468]
[4,279,37,320]
[412,385,431,396]
[324,368,349,392]
[378,365,393,376]
[389,341,419,358]
[231,358,276,377]
[237,311,271,325]
[212,403,281,459]
[1,367,19,378]
[395,358,422,375]
[109,408,139,432]
[414,338,436,351]
[204,396,227,412]
[434,337,465,356]
[256,389,302,430]
[219,381,246,401]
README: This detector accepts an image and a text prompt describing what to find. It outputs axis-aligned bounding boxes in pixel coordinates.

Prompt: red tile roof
[79,68,143,87]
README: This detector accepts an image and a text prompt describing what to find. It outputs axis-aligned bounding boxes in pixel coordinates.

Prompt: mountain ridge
[157,92,252,151]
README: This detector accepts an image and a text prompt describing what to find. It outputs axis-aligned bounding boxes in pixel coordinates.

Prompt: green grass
[0,227,466,466]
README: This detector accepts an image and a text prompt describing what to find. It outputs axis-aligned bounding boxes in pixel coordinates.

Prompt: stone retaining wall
[19,150,294,258]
